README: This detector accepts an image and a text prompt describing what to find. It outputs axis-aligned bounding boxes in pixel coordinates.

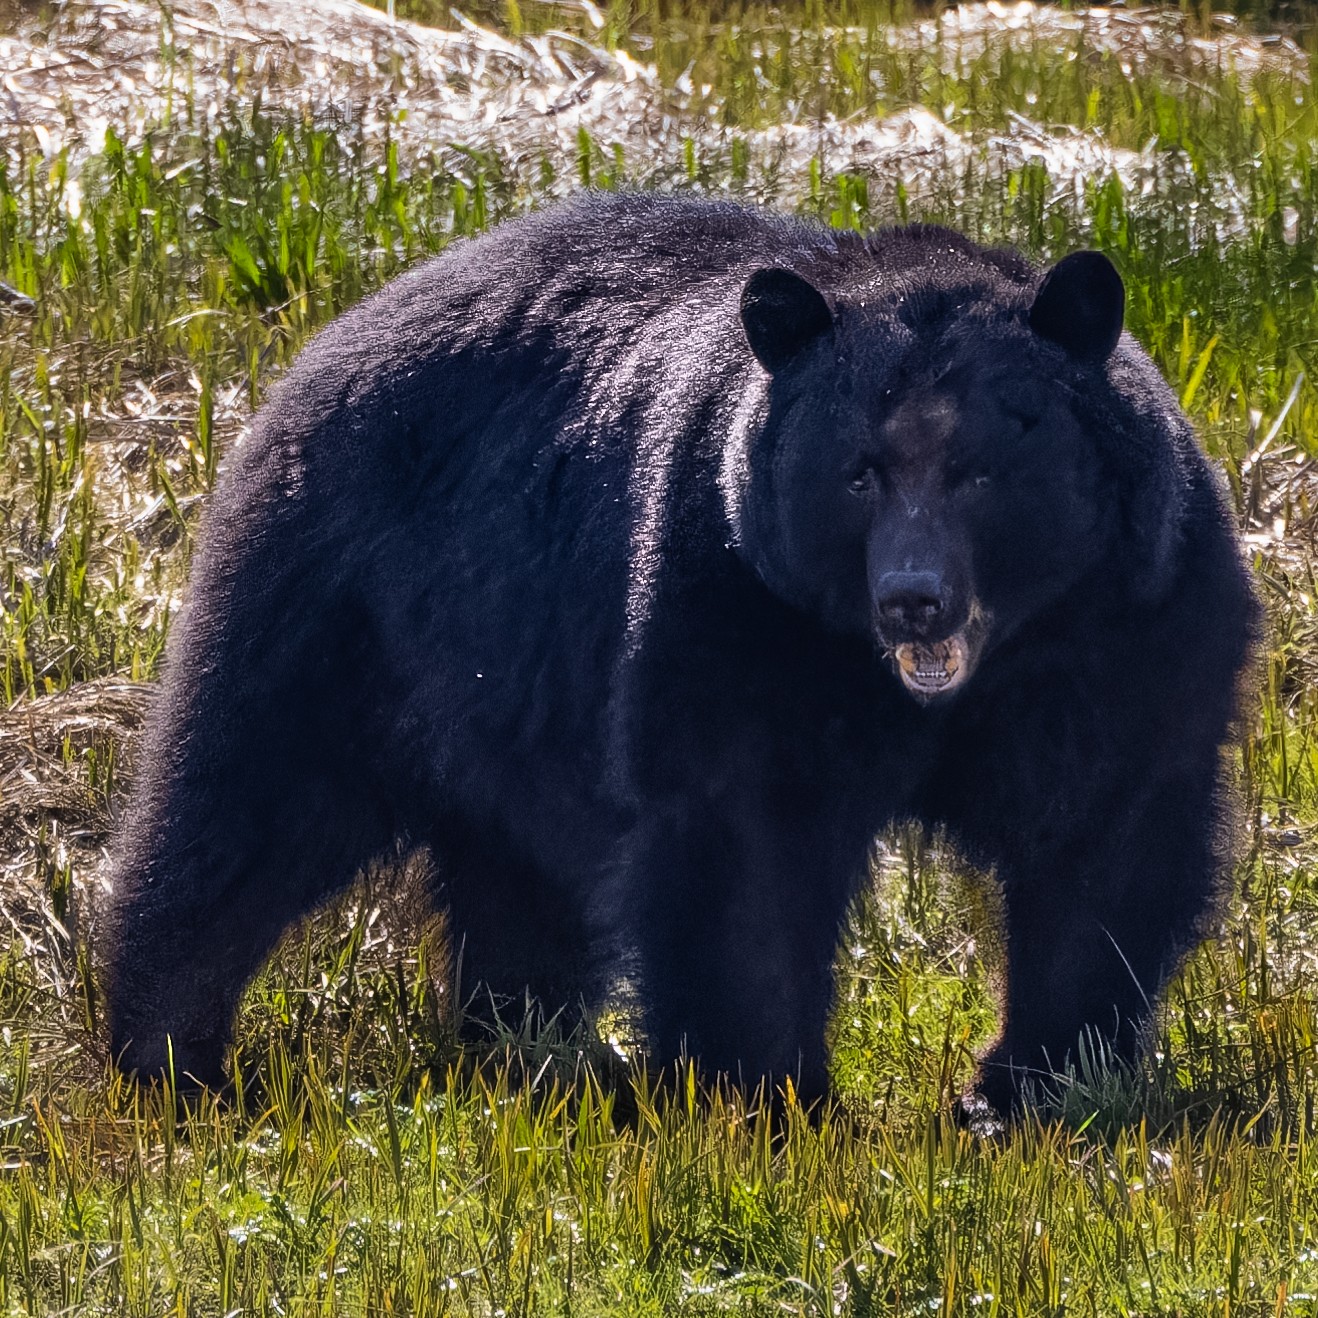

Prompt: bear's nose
[873,571,945,634]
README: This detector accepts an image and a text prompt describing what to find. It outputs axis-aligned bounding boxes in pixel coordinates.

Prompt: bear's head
[733,232,1179,703]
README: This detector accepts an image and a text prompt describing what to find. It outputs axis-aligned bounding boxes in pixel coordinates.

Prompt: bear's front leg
[970,762,1226,1119]
[612,564,908,1105]
[627,795,871,1107]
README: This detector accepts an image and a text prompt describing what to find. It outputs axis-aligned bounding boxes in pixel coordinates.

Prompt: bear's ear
[740,268,833,373]
[1029,251,1125,362]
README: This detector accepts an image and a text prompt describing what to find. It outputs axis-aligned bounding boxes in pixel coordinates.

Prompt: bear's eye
[847,467,876,495]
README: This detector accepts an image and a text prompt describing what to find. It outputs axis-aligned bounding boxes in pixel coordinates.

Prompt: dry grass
[0,677,144,924]
[2,0,1305,200]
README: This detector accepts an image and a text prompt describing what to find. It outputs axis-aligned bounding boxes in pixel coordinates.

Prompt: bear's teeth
[894,634,971,698]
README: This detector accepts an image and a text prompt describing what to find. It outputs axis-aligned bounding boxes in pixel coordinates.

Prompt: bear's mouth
[892,633,971,700]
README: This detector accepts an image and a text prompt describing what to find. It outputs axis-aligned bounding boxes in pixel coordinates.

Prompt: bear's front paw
[957,1046,1054,1134]
[952,1086,1008,1139]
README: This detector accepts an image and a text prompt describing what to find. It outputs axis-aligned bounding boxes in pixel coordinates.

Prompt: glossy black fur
[104,193,1257,1113]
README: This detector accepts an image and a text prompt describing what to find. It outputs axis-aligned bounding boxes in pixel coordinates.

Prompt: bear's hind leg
[107,737,401,1088]
[106,583,405,1089]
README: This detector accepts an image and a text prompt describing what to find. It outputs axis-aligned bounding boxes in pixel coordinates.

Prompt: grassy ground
[2,0,1318,1311]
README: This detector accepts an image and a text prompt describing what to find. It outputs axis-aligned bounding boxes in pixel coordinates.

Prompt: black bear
[105,192,1256,1116]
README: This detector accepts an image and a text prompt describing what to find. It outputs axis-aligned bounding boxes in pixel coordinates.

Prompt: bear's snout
[872,569,948,639]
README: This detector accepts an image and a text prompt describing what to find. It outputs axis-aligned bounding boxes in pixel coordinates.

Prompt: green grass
[2,0,1318,1311]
